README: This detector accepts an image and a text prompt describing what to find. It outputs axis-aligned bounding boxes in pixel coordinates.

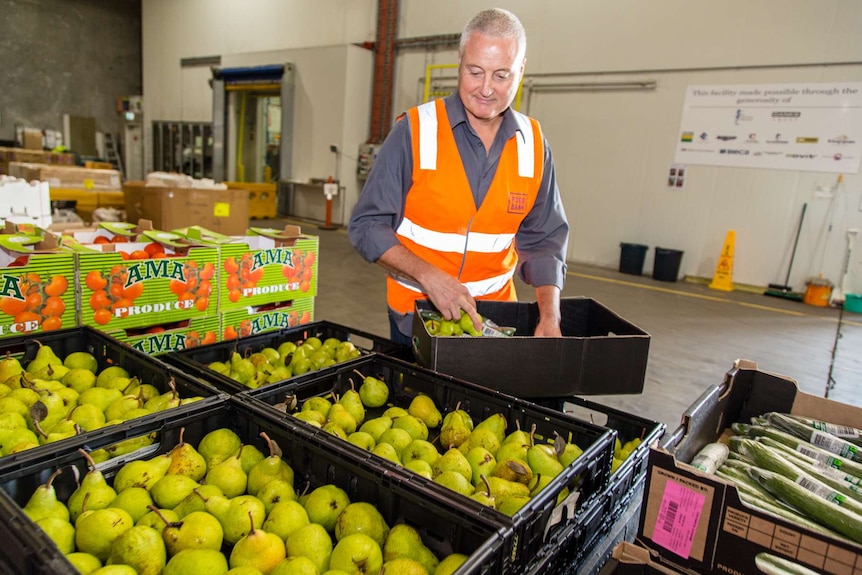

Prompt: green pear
[166,427,207,481]
[470,475,496,508]
[334,501,390,546]
[302,484,350,532]
[484,476,530,500]
[257,478,297,515]
[198,427,242,468]
[246,432,294,496]
[392,415,429,441]
[327,403,357,434]
[356,371,389,408]
[382,523,439,574]
[26,341,63,373]
[263,500,308,540]
[107,524,167,575]
[497,494,532,516]
[338,383,366,426]
[526,444,564,479]
[465,447,497,486]
[407,394,442,428]
[277,340,298,358]
[381,558,428,574]
[205,446,248,498]
[439,411,471,448]
[371,442,401,464]
[285,522,333,573]
[0,353,23,381]
[324,422,349,439]
[0,426,39,455]
[205,493,266,545]
[163,548,228,575]
[559,440,584,467]
[113,453,172,491]
[62,368,98,393]
[136,507,178,533]
[22,468,69,522]
[95,365,130,388]
[66,552,103,574]
[377,428,413,456]
[68,403,107,432]
[330,533,383,575]
[149,507,224,555]
[404,459,434,479]
[459,309,482,337]
[492,458,533,485]
[35,516,75,554]
[433,470,473,496]
[401,439,440,467]
[271,556,318,575]
[382,406,408,420]
[302,395,332,418]
[434,553,468,575]
[104,394,144,422]
[472,413,506,444]
[347,431,376,451]
[359,416,393,442]
[78,387,123,413]
[238,443,266,474]
[0,411,25,430]
[293,410,325,427]
[64,351,99,373]
[229,511,286,573]
[458,427,501,458]
[68,450,117,522]
[75,507,134,562]
[172,484,223,518]
[109,487,155,523]
[150,474,200,509]
[432,447,472,483]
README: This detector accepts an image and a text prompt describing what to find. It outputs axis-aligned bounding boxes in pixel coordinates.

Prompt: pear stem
[529,424,536,447]
[32,420,48,439]
[81,491,90,515]
[480,474,492,497]
[246,510,256,535]
[46,468,63,490]
[177,427,186,448]
[78,448,98,473]
[259,432,282,458]
[352,369,366,381]
[147,505,182,529]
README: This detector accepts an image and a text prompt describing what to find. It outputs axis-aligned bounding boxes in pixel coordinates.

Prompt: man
[348,8,569,346]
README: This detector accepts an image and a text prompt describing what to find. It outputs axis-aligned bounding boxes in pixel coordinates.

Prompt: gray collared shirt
[348,94,568,292]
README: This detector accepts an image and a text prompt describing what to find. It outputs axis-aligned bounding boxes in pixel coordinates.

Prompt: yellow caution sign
[709,230,735,291]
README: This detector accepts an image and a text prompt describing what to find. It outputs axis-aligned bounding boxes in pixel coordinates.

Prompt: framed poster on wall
[674,82,862,173]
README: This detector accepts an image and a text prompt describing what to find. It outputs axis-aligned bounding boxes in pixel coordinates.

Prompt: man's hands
[533,285,562,337]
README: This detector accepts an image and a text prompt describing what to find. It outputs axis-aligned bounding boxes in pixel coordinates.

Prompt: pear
[382,523,439,574]
[95,365,130,388]
[107,524,167,575]
[484,476,530,501]
[148,506,224,555]
[145,381,182,413]
[465,447,497,486]
[35,516,76,554]
[339,382,366,425]
[277,340,298,358]
[472,413,507,444]
[0,411,26,430]
[68,450,118,522]
[458,428,501,458]
[492,458,533,485]
[434,553,468,575]
[302,396,332,419]
[334,501,390,546]
[166,427,207,481]
[330,533,383,575]
[271,556,318,574]
[381,558,429,574]
[0,396,29,417]
[285,522,333,573]
[205,446,248,498]
[359,416,393,442]
[136,507,178,533]
[173,484,223,518]
[433,470,473,496]
[497,494,532,516]
[246,432,294,496]
[22,468,69,522]
[26,340,63,374]
[432,447,472,483]
[459,309,482,337]
[302,484,350,532]
[75,507,134,562]
[346,431,376,451]
[230,511,286,573]
[64,351,99,373]
[407,394,442,428]
[382,406,408,420]
[327,403,357,434]
[439,411,470,448]
[371,442,401,464]
[356,370,389,408]
[198,427,242,468]
[104,394,145,422]
[68,403,107,432]
[377,428,413,456]
[204,493,266,545]
[109,486,155,523]
[257,479,297,515]
[113,453,172,491]
[163,548,228,575]
[150,474,200,509]
[324,422,349,439]
[238,443,266,474]
[0,352,23,381]
[62,368,98,394]
[404,459,434,479]
[263,500,309,540]
[78,387,123,413]
[470,475,496,508]
[293,410,325,427]
[66,552,103,574]
[392,415,429,441]
[526,444,564,479]
[401,439,440,467]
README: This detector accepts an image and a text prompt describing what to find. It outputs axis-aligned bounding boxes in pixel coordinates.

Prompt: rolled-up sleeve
[515,137,569,289]
[347,119,414,263]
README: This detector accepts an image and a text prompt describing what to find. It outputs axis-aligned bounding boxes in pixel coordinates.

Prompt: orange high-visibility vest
[387,98,545,315]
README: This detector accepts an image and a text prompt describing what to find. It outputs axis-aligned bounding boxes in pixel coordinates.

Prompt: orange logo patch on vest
[507,192,527,214]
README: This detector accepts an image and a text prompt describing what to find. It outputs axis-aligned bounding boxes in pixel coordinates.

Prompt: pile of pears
[612,436,643,473]
[287,371,588,518]
[20,426,469,575]
[423,310,484,337]
[207,336,362,390]
[0,344,205,458]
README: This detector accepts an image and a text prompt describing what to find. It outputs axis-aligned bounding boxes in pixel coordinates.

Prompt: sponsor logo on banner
[772,111,801,120]
[786,153,817,159]
[699,132,709,141]
[828,135,856,145]
[796,137,819,144]
[766,133,789,144]
[720,149,750,155]
[716,135,737,141]
[734,109,753,124]
[681,132,694,142]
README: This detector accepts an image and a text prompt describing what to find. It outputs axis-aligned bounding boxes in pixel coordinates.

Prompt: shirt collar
[445,94,519,140]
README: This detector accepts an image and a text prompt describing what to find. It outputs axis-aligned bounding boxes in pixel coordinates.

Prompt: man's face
[458,32,525,124]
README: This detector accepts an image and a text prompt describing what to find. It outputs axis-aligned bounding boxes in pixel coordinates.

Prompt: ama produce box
[218,225,318,310]
[0,227,76,338]
[72,221,218,331]
[638,359,862,575]
[103,313,221,355]
[220,297,314,340]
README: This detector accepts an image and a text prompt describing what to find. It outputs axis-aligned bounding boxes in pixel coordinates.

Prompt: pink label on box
[652,479,706,559]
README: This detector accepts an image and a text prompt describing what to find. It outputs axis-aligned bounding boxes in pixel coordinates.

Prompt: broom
[764,203,806,301]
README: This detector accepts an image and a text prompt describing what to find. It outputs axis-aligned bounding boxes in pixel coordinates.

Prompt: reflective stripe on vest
[392,267,515,297]
[396,216,515,254]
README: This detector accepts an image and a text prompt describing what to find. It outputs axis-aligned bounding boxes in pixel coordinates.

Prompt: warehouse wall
[142,0,862,291]
[0,0,142,144]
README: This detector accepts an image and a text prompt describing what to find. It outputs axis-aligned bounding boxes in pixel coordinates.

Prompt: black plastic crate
[562,397,664,512]
[0,326,225,474]
[162,320,410,394]
[238,353,615,572]
[0,399,508,575]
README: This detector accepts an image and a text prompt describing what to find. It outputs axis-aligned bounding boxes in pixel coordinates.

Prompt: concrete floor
[260,218,862,433]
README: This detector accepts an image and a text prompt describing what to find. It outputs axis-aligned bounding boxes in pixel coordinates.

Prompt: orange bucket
[803,279,833,307]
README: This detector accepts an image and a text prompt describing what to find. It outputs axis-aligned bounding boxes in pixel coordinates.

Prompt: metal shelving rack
[152,121,214,179]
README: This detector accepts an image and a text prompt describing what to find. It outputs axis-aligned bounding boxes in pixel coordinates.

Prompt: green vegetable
[747,467,862,543]
[766,413,860,462]
[755,552,822,575]
[782,414,862,447]
[745,426,862,478]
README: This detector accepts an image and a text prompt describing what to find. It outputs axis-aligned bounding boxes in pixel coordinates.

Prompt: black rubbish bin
[653,247,684,282]
[619,243,648,276]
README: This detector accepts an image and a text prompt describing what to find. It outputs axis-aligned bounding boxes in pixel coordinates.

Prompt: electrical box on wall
[357,143,382,180]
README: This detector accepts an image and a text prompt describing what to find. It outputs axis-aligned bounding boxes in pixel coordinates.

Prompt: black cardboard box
[412,297,650,397]
[637,359,862,575]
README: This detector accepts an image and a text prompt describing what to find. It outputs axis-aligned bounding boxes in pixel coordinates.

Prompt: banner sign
[674,82,862,173]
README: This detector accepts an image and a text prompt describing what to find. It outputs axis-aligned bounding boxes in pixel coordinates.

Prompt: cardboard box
[8,162,121,190]
[0,147,74,166]
[0,231,76,338]
[637,359,862,575]
[220,296,314,339]
[0,178,52,228]
[103,314,220,355]
[124,181,249,236]
[22,129,42,150]
[412,297,650,397]
[217,226,319,311]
